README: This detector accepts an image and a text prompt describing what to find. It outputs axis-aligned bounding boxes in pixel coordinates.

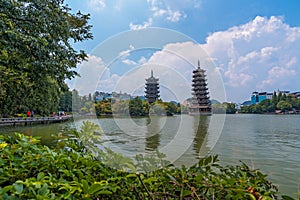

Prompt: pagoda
[145,70,160,103]
[189,60,211,115]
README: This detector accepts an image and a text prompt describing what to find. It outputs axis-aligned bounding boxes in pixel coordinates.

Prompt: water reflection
[171,115,211,166]
[192,115,210,155]
[145,117,160,151]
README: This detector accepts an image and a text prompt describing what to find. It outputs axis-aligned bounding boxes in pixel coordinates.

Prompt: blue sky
[66,0,300,103]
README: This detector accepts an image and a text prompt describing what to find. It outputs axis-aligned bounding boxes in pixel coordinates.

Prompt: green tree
[72,89,81,113]
[271,91,278,105]
[129,97,144,116]
[277,100,292,112]
[112,100,130,115]
[277,92,283,102]
[0,0,92,116]
[259,99,275,112]
[59,90,72,112]
[95,99,112,115]
[225,102,237,114]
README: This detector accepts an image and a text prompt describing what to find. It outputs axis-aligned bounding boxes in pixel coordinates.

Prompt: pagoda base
[188,106,212,116]
[189,111,212,116]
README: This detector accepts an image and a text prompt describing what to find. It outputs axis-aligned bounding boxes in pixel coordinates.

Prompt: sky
[66,0,300,103]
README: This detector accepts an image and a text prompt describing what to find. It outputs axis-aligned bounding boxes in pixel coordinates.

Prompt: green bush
[0,131,296,199]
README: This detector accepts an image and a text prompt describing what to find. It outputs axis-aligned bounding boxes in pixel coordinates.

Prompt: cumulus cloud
[72,55,108,95]
[144,42,226,102]
[122,59,137,65]
[129,0,190,30]
[130,18,153,30]
[88,0,106,11]
[76,16,300,103]
[262,66,296,87]
[201,16,300,102]
[118,45,135,58]
[152,6,186,22]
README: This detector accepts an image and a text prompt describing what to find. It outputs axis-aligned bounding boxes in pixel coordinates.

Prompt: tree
[129,97,144,116]
[225,103,237,114]
[72,89,81,113]
[271,91,278,105]
[0,0,92,116]
[277,100,292,112]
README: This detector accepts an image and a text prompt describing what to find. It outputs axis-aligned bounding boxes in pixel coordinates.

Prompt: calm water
[1,114,299,197]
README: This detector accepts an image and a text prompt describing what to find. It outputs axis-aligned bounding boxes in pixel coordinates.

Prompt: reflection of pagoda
[189,60,211,115]
[145,70,160,103]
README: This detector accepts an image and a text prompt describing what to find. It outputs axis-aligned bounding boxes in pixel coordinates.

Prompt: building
[95,92,112,101]
[112,92,131,101]
[189,60,211,115]
[276,90,290,96]
[291,92,300,98]
[250,90,298,105]
[251,92,273,104]
[145,70,160,103]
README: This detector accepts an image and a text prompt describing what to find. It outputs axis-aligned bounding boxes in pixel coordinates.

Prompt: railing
[0,115,72,125]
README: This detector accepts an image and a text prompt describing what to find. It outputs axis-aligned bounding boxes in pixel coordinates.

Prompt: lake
[1,114,299,197]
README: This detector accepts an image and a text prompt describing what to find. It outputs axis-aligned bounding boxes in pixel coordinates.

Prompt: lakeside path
[0,115,72,127]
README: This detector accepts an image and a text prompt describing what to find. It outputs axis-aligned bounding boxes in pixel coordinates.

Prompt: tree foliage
[0,130,295,199]
[241,93,300,114]
[0,0,92,116]
[95,99,181,117]
[212,102,237,114]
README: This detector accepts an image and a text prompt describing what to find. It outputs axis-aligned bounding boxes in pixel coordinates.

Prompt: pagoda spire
[151,69,153,77]
[198,59,200,69]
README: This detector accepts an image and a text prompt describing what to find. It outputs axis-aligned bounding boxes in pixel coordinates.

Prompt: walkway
[0,115,73,126]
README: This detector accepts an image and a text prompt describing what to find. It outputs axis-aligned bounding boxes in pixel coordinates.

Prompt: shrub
[0,131,296,199]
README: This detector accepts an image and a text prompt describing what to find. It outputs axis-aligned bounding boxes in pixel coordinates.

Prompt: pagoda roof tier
[192,72,206,76]
[193,76,207,82]
[193,91,209,95]
[145,95,160,98]
[145,91,160,94]
[192,91,209,94]
[189,105,211,109]
[145,89,160,92]
[192,84,208,88]
[145,80,159,84]
[193,69,206,73]
[145,85,159,88]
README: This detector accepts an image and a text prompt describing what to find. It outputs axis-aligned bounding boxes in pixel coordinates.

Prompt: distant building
[145,70,160,103]
[136,96,147,101]
[189,60,211,115]
[95,92,112,101]
[251,91,273,104]
[112,92,131,101]
[250,89,300,105]
[242,100,252,106]
[276,90,290,96]
[291,92,300,98]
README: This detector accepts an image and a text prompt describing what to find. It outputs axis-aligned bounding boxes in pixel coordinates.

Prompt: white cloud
[144,42,226,102]
[128,0,193,30]
[118,45,135,58]
[122,59,137,65]
[72,55,107,95]
[201,16,300,102]
[129,18,153,30]
[88,0,106,11]
[262,66,296,87]
[138,56,148,64]
[81,16,300,103]
[166,9,185,22]
[152,6,185,22]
